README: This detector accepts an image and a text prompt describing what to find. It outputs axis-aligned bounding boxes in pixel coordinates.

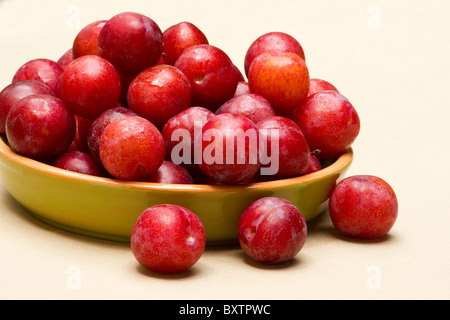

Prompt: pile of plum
[0,12,398,273]
[0,12,360,184]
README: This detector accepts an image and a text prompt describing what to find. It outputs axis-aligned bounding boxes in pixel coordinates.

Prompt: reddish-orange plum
[5,94,75,161]
[59,55,121,118]
[72,20,107,58]
[98,12,163,74]
[329,175,398,239]
[198,113,261,185]
[238,197,307,264]
[307,78,339,98]
[174,44,239,111]
[52,150,104,177]
[215,93,276,124]
[162,21,209,65]
[248,52,309,117]
[87,106,137,165]
[127,64,192,129]
[12,58,64,93]
[0,80,54,134]
[99,116,165,181]
[257,116,310,179]
[293,90,360,160]
[244,31,305,76]
[147,161,194,184]
[131,204,206,274]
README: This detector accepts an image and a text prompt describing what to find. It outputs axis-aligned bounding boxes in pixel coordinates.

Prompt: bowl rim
[0,135,353,193]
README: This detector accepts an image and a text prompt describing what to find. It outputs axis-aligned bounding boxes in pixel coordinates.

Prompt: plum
[198,113,261,184]
[147,161,194,184]
[293,90,360,160]
[162,21,209,65]
[57,49,74,70]
[257,116,310,179]
[58,54,121,118]
[72,20,107,58]
[161,106,214,170]
[174,44,239,111]
[329,175,398,239]
[99,116,165,181]
[248,52,309,117]
[238,197,307,264]
[127,64,192,129]
[215,93,276,124]
[5,94,75,161]
[131,204,206,274]
[303,155,322,175]
[12,58,63,93]
[0,80,54,134]
[307,78,339,98]
[244,31,305,77]
[87,106,137,165]
[98,12,163,74]
[52,150,104,177]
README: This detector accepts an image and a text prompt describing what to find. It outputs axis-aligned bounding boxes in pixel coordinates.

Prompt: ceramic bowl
[0,136,352,245]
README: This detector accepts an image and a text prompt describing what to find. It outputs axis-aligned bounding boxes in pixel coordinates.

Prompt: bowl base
[27,210,131,243]
[27,208,242,246]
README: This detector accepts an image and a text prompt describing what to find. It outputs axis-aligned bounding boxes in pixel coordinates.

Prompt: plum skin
[238,197,307,264]
[72,20,107,58]
[12,58,64,93]
[5,94,76,161]
[198,113,261,185]
[147,161,194,184]
[248,51,310,117]
[215,93,276,125]
[329,175,398,239]
[0,80,54,135]
[57,49,74,70]
[162,21,209,65]
[293,90,360,160]
[52,150,104,177]
[307,78,339,98]
[59,55,121,119]
[87,106,137,165]
[257,116,310,179]
[98,12,163,75]
[303,155,322,175]
[130,204,206,274]
[161,106,214,177]
[162,106,214,162]
[174,44,239,111]
[99,116,165,181]
[244,31,306,77]
[127,64,192,129]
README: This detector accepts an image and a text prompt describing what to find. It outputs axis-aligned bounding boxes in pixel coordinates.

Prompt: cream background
[0,0,449,300]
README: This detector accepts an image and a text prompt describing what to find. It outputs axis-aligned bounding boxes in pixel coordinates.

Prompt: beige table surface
[0,0,449,300]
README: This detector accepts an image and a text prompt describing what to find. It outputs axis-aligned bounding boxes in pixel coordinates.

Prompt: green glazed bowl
[0,136,352,245]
